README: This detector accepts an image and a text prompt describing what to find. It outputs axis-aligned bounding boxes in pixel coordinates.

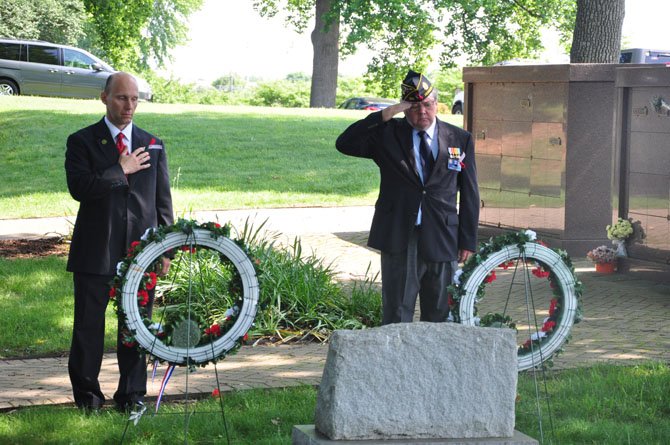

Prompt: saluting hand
[119,146,151,175]
[381,101,412,122]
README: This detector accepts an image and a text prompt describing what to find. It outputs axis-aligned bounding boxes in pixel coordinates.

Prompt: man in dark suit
[65,72,174,412]
[336,70,479,325]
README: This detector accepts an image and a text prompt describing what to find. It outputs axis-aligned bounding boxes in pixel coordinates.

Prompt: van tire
[451,102,463,115]
[0,79,19,95]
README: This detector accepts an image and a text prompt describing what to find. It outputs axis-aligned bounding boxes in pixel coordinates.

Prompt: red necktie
[116,133,128,156]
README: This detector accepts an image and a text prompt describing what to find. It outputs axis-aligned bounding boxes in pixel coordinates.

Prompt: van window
[63,48,97,69]
[28,45,59,65]
[0,42,25,61]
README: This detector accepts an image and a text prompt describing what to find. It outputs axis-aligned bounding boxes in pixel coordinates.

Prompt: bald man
[65,72,173,412]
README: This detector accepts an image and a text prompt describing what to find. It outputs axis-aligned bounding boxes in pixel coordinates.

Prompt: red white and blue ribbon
[155,364,176,413]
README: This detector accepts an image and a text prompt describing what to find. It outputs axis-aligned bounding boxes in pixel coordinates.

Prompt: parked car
[0,38,152,100]
[339,97,396,111]
[451,90,464,115]
[619,48,670,64]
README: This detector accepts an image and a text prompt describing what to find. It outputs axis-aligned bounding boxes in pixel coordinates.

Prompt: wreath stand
[454,235,582,444]
[115,226,260,444]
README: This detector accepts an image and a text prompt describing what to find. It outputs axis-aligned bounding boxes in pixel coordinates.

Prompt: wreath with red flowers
[448,230,584,371]
[109,219,259,367]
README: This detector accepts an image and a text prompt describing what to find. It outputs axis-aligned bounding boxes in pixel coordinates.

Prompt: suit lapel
[396,119,422,183]
[93,118,118,165]
[131,126,145,152]
[434,119,458,180]
[128,126,146,188]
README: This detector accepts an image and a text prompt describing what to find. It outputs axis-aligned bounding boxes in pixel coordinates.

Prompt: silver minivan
[0,39,152,100]
[619,48,670,64]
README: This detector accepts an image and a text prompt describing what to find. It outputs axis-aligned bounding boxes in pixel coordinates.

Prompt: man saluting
[336,70,480,325]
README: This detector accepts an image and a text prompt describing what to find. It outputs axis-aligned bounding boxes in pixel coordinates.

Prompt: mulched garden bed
[0,237,70,259]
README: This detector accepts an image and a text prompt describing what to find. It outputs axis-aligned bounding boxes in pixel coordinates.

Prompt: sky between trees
[163,0,669,84]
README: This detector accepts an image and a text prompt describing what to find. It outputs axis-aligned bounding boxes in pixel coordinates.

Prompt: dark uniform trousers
[380,226,457,325]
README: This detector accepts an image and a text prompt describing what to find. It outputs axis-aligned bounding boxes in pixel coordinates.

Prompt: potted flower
[606,218,634,256]
[587,245,617,274]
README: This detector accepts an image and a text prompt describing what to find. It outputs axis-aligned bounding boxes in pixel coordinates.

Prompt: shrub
[236,221,382,342]
[248,80,311,108]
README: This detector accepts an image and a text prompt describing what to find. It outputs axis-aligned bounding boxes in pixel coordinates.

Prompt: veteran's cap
[401,70,434,102]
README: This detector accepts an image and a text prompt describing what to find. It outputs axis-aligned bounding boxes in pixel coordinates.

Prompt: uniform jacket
[336,111,479,262]
[65,118,174,275]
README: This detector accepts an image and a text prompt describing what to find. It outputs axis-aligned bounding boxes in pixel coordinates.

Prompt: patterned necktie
[116,133,128,156]
[418,131,434,183]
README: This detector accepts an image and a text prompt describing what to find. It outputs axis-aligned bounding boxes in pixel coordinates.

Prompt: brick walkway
[0,206,668,411]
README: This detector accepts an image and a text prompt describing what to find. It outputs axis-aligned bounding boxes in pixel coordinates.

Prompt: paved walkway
[0,206,668,411]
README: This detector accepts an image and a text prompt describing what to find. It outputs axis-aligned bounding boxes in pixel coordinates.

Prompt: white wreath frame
[120,229,259,365]
[458,242,579,371]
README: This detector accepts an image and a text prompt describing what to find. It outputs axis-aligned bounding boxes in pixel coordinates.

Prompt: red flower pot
[595,262,616,274]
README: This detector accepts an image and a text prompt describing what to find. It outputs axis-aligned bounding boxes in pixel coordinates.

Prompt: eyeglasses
[409,100,435,111]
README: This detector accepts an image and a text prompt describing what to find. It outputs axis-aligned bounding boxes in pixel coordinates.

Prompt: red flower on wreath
[484,270,497,283]
[137,289,149,306]
[549,298,558,317]
[127,240,141,257]
[144,271,157,290]
[109,287,117,299]
[499,260,515,270]
[180,245,196,254]
[542,320,556,333]
[205,323,222,337]
[212,388,220,397]
[532,266,550,278]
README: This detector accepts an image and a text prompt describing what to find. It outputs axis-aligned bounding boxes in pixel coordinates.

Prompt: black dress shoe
[76,401,103,414]
[81,405,102,415]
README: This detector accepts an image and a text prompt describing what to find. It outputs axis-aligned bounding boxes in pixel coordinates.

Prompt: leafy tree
[212,74,247,91]
[83,0,203,70]
[253,0,576,105]
[0,0,86,45]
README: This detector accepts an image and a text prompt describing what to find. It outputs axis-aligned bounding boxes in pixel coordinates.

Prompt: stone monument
[292,322,538,444]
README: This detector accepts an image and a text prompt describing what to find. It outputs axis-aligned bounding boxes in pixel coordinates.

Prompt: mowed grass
[0,363,667,444]
[0,96,462,219]
[0,256,117,356]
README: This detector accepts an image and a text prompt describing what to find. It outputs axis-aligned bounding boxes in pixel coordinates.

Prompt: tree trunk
[570,0,625,63]
[309,0,339,108]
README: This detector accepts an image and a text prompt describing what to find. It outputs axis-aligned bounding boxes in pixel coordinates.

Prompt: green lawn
[0,363,668,444]
[0,96,462,219]
[0,255,117,356]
